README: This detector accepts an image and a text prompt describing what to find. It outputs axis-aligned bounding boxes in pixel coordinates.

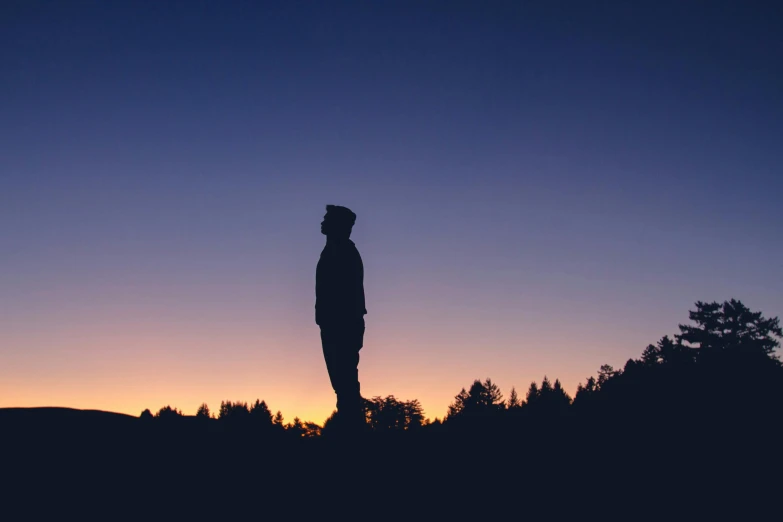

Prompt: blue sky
[1,1,781,421]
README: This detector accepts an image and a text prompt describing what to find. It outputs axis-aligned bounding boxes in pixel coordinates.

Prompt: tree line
[139,299,782,437]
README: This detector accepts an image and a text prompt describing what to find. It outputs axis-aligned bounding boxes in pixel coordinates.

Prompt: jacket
[315,239,367,326]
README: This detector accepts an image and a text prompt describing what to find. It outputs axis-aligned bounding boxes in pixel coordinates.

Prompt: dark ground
[2,407,776,520]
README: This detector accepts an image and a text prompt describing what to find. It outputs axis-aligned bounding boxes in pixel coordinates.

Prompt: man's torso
[315,239,366,326]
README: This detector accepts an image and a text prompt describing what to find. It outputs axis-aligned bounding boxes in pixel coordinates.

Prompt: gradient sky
[2,1,782,424]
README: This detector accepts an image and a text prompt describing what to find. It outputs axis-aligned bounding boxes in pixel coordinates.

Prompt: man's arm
[356,253,366,316]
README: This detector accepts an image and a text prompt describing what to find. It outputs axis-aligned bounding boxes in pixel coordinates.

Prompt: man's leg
[321,324,364,432]
[335,350,362,429]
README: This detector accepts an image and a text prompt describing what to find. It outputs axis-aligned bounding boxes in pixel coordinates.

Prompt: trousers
[320,320,365,424]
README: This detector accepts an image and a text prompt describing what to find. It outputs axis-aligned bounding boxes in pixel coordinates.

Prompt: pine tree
[447,378,505,420]
[403,399,425,429]
[287,417,305,437]
[219,400,249,421]
[525,381,540,406]
[507,387,521,409]
[196,403,211,419]
[447,388,469,418]
[597,365,617,388]
[250,399,273,425]
[154,405,182,419]
[641,343,661,366]
[540,376,553,395]
[552,378,572,407]
[482,378,504,409]
[573,376,598,410]
[655,335,692,366]
[677,299,781,361]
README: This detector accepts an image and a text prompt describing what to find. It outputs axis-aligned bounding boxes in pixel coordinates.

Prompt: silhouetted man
[316,205,367,433]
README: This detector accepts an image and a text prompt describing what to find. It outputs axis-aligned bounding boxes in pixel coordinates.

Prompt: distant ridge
[0,407,141,438]
[0,406,136,420]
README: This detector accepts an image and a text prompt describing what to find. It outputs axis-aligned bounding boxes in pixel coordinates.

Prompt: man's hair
[326,205,357,229]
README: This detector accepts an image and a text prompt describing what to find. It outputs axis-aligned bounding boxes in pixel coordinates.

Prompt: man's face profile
[320,213,331,236]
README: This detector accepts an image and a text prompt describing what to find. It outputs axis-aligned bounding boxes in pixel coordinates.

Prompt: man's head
[321,205,356,238]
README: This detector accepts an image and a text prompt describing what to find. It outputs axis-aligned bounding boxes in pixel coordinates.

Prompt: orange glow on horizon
[0,281,698,423]
[0,326,625,424]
